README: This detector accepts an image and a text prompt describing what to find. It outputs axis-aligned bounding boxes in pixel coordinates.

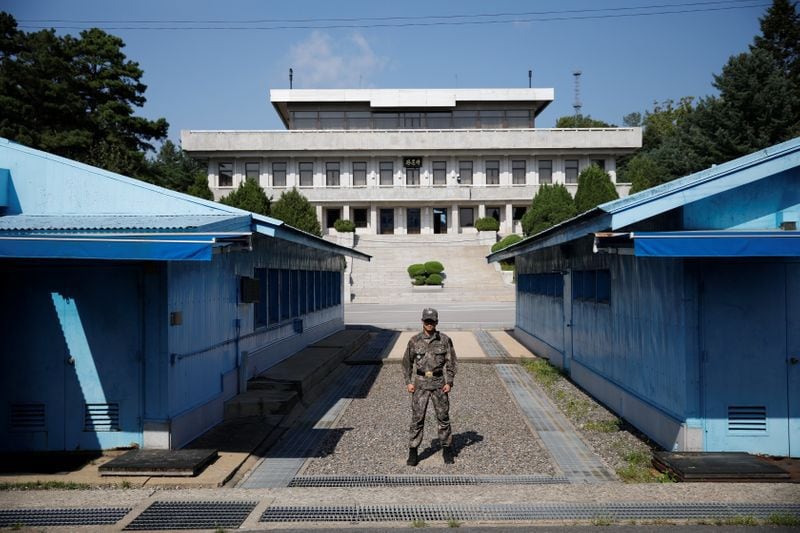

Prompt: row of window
[518,270,611,304]
[216,159,607,188]
[324,205,528,230]
[290,109,534,130]
[252,269,342,328]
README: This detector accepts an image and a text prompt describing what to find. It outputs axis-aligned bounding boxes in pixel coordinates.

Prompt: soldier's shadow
[418,430,483,461]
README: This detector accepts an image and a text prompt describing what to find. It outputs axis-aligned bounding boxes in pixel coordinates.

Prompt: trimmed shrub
[425,273,443,285]
[423,261,444,274]
[475,217,500,231]
[491,233,523,253]
[574,164,619,213]
[407,264,426,278]
[333,219,355,232]
[413,275,427,286]
[521,184,577,236]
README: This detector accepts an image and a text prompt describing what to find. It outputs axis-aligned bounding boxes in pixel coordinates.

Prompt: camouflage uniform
[402,328,458,449]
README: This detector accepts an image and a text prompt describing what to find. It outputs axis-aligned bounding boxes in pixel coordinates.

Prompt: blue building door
[701,263,795,456]
[0,264,143,451]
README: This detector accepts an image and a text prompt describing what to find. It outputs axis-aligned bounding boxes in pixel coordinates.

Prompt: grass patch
[616,450,657,483]
[411,518,428,528]
[766,513,800,526]
[715,515,758,526]
[522,358,563,389]
[447,517,461,527]
[0,480,91,490]
[591,515,614,526]
[584,418,621,433]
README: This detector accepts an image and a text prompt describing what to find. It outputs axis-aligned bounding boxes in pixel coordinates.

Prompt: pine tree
[219,179,271,216]
[574,165,619,213]
[521,184,577,236]
[270,188,322,236]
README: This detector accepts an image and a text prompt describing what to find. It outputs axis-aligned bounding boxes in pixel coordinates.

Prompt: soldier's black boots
[406,447,418,466]
[442,446,454,464]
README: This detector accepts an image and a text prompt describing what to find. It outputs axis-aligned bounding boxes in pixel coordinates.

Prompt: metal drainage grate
[289,474,569,487]
[474,330,511,358]
[261,503,800,523]
[0,508,131,527]
[124,501,257,530]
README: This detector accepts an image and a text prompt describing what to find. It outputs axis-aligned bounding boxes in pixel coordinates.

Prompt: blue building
[489,138,800,457]
[0,138,368,452]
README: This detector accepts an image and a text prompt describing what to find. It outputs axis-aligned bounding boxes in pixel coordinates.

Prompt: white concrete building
[181,88,642,236]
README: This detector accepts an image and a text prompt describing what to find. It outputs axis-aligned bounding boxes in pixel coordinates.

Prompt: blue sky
[7,1,767,143]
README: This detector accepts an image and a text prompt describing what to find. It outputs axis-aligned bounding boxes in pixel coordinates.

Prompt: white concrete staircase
[347,233,514,303]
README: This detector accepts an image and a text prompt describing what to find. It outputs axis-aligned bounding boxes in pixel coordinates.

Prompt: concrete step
[224,389,300,418]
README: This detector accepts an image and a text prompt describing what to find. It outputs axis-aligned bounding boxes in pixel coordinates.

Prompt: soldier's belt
[416,369,443,378]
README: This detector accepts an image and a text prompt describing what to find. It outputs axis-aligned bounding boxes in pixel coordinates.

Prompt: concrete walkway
[1,327,799,530]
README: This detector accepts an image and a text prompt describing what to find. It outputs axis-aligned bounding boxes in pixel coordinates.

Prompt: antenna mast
[572,70,582,119]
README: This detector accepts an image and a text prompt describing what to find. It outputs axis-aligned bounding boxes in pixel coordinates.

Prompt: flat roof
[270,88,554,127]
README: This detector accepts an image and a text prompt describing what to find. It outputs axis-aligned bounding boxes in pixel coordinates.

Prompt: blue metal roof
[488,136,800,263]
[632,230,800,257]
[0,138,370,262]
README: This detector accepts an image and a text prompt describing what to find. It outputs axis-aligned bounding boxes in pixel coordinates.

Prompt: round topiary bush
[423,261,444,274]
[491,233,523,253]
[425,273,443,285]
[333,218,355,232]
[475,217,500,231]
[408,264,426,278]
[413,275,427,286]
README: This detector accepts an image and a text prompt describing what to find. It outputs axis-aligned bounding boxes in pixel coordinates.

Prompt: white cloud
[288,31,386,88]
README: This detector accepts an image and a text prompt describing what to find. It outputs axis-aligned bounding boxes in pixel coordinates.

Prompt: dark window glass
[290,270,300,318]
[591,159,606,171]
[299,271,308,315]
[459,160,473,185]
[353,208,368,228]
[326,208,341,228]
[506,109,531,128]
[254,268,267,328]
[403,113,422,128]
[480,110,504,129]
[518,273,563,298]
[272,162,287,187]
[218,162,233,187]
[486,160,500,185]
[299,161,313,187]
[459,207,474,227]
[407,208,421,234]
[245,162,260,182]
[565,159,579,184]
[326,161,340,186]
[305,271,314,312]
[268,269,280,324]
[426,112,452,128]
[352,161,367,186]
[538,160,552,184]
[406,168,419,186]
[280,269,291,320]
[374,113,399,129]
[487,206,501,222]
[432,161,447,185]
[379,161,393,186]
[314,271,322,310]
[512,160,526,184]
[513,206,527,221]
[293,111,317,129]
[347,111,371,129]
[453,110,478,128]
[319,111,345,129]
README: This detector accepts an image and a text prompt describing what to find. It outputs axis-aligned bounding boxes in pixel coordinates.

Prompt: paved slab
[491,329,539,359]
[386,330,489,361]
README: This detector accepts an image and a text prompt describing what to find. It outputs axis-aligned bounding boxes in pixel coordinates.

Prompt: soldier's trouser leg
[431,388,452,447]
[409,388,431,449]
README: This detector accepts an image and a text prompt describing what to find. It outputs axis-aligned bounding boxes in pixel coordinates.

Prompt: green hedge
[425,273,443,285]
[423,261,444,274]
[408,264,427,278]
[475,217,500,231]
[491,233,523,253]
[333,218,355,232]
[413,275,427,286]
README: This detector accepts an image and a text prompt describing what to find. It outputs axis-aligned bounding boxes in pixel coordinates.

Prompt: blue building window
[280,269,291,320]
[290,270,300,318]
[254,268,268,328]
[299,271,308,315]
[268,269,280,325]
[573,269,610,304]
[518,272,563,298]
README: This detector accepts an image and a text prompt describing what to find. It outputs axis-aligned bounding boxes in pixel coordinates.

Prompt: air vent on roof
[85,403,120,432]
[728,405,767,432]
[10,402,46,431]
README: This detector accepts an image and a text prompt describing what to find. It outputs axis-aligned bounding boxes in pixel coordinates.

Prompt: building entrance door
[379,208,394,234]
[407,208,421,234]
[433,208,448,234]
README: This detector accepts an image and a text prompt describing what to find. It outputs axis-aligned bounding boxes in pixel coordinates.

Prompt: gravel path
[301,363,558,476]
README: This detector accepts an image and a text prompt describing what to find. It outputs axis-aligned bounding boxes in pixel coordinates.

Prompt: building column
[343,205,351,221]
[370,205,378,235]
[505,203,514,234]
[451,205,459,234]
[422,207,432,234]
[478,204,486,219]
[396,207,404,234]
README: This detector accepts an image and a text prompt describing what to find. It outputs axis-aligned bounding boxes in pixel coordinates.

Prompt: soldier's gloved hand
[407,383,416,393]
[442,383,451,393]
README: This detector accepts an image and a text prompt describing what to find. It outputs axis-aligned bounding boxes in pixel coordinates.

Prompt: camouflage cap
[421,308,439,322]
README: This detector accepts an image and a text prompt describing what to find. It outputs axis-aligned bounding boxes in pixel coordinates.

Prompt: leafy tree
[574,165,619,213]
[752,0,800,81]
[219,178,271,216]
[148,140,206,193]
[625,154,667,194]
[555,115,615,128]
[0,13,167,177]
[521,184,577,236]
[270,188,321,236]
[187,174,214,200]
